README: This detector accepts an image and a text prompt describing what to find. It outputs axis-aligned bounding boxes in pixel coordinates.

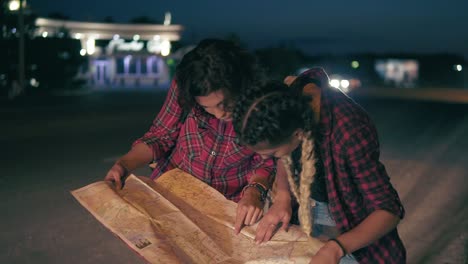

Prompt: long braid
[298,137,316,237]
[281,136,317,237]
[281,156,299,201]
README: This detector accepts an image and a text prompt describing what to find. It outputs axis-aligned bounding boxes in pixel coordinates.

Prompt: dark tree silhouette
[48,12,70,20]
[102,16,115,23]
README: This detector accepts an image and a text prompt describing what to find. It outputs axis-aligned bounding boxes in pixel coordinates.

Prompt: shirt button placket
[208,123,224,179]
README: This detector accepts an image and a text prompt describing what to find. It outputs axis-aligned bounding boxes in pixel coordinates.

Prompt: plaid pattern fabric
[302,68,406,263]
[133,79,275,202]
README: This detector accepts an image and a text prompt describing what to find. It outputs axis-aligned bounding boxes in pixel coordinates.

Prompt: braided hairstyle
[175,38,266,113]
[232,79,318,236]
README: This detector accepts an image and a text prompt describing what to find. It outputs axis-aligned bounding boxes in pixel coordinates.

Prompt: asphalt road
[1,90,467,264]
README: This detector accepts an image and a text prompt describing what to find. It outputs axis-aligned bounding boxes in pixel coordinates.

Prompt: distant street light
[8,0,26,96]
[8,0,20,11]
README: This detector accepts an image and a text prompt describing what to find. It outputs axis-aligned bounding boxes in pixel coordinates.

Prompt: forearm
[251,161,293,243]
[246,156,276,200]
[335,210,400,254]
[117,142,153,172]
[273,160,292,202]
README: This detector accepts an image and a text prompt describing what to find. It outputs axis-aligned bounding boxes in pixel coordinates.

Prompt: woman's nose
[213,109,226,119]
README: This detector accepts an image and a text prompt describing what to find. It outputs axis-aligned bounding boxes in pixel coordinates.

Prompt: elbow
[386,210,401,229]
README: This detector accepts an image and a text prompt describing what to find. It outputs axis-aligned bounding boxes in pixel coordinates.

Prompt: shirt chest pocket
[177,124,211,162]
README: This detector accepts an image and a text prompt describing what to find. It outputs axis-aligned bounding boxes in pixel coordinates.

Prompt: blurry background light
[341,79,350,89]
[160,40,171,56]
[30,78,39,87]
[330,79,340,88]
[164,12,172,25]
[86,38,95,55]
[8,0,20,11]
[351,60,360,69]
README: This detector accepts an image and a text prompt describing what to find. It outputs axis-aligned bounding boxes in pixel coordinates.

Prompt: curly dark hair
[232,79,316,147]
[175,39,266,113]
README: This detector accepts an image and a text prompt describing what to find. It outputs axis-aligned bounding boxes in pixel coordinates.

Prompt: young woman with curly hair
[105,39,277,229]
[232,68,406,263]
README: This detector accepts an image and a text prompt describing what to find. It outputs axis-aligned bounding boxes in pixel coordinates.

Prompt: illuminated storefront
[35,14,183,89]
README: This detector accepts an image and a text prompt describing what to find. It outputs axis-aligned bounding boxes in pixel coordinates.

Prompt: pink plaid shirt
[299,68,406,263]
[134,79,275,202]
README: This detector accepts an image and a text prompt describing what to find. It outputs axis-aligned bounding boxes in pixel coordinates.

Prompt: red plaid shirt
[302,69,406,263]
[133,79,275,202]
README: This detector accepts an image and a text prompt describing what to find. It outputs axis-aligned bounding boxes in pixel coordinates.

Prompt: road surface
[1,90,467,263]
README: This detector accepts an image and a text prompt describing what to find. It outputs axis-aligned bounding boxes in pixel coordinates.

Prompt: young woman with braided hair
[232,68,406,263]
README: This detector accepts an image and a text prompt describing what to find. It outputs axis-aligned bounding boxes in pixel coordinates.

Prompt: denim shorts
[312,200,359,264]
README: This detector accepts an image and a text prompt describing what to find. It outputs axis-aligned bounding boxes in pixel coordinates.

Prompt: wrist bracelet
[116,161,130,176]
[241,182,268,202]
[329,238,347,257]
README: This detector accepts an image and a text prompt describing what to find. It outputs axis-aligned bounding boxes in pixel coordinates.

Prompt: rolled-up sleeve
[248,154,276,183]
[133,79,184,160]
[343,124,405,219]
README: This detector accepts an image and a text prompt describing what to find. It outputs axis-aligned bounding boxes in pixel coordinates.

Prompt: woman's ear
[284,76,297,86]
[303,83,320,96]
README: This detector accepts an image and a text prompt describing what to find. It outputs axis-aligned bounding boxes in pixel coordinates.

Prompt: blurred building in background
[375,59,419,88]
[35,14,183,89]
[1,1,183,98]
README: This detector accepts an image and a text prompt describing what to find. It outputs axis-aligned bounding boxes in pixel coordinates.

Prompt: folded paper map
[71,169,323,263]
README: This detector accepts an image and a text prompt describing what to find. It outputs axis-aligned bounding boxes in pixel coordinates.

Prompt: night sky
[32,0,468,57]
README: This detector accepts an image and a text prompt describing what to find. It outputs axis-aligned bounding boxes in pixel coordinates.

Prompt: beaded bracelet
[241,182,268,202]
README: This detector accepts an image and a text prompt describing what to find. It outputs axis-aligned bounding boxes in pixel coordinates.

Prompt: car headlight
[330,79,340,88]
[340,80,350,89]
